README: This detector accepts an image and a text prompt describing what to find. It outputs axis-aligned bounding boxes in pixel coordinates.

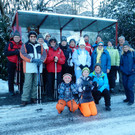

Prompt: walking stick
[36,64,43,112]
[69,89,73,121]
[54,62,58,100]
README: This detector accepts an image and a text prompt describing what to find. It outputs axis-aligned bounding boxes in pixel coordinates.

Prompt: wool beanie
[28,31,37,38]
[63,73,72,81]
[37,34,44,40]
[82,67,90,73]
[13,30,21,37]
[61,36,67,42]
[79,37,86,46]
[123,41,130,47]
[97,41,104,46]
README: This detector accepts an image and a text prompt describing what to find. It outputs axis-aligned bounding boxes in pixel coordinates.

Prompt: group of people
[5,30,135,117]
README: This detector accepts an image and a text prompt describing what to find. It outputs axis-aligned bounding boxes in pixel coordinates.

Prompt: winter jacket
[107,46,120,66]
[20,40,46,73]
[5,40,22,64]
[85,42,93,56]
[120,50,135,75]
[59,43,73,67]
[76,76,94,103]
[91,48,111,73]
[89,71,109,92]
[58,82,78,102]
[45,46,65,73]
[72,48,91,71]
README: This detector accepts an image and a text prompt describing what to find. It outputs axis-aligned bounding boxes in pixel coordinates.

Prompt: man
[4,30,23,96]
[92,35,103,50]
[117,36,125,92]
[20,31,46,106]
[83,34,93,56]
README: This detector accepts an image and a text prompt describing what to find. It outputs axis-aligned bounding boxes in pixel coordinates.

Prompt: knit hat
[63,73,72,81]
[69,39,76,44]
[96,35,102,39]
[123,41,130,47]
[61,36,67,42]
[28,31,37,38]
[82,67,90,73]
[94,63,102,69]
[83,34,89,38]
[45,33,51,38]
[13,30,20,37]
[97,41,104,46]
[37,34,44,40]
[79,37,86,46]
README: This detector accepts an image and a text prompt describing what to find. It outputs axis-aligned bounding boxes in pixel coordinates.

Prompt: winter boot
[31,98,37,104]
[105,106,111,111]
[20,101,27,107]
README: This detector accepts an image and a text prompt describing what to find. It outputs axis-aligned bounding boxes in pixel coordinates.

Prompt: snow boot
[106,106,111,111]
[20,101,27,107]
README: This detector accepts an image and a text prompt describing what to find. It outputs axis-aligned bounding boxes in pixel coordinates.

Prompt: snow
[0,79,135,135]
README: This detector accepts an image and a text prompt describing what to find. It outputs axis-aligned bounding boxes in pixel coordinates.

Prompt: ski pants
[56,99,78,114]
[79,101,97,117]
[92,89,111,107]
[21,73,37,102]
[122,74,135,103]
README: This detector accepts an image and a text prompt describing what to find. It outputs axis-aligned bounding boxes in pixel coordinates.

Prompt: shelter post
[115,22,118,46]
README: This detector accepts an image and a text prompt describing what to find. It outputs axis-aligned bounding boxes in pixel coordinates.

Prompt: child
[56,73,78,114]
[76,67,97,117]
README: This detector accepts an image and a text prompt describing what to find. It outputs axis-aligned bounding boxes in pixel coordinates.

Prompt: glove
[92,81,98,87]
[79,64,84,69]
[31,58,43,66]
[15,49,19,55]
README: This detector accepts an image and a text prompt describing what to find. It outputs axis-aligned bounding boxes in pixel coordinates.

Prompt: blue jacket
[120,50,135,75]
[91,49,111,73]
[89,71,109,92]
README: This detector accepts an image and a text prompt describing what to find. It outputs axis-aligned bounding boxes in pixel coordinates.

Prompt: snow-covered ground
[0,79,135,135]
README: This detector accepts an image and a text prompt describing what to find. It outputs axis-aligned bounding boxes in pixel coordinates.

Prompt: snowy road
[0,95,135,135]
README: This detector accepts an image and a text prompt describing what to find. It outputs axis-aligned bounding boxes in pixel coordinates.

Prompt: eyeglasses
[30,36,36,38]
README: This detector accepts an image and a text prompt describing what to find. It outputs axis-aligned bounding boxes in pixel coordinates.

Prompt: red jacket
[45,47,65,73]
[85,42,93,56]
[5,40,22,64]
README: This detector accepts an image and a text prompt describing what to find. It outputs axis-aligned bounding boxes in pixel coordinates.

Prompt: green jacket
[107,46,120,66]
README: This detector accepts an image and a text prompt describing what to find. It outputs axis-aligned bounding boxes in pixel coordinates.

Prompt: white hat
[79,37,86,46]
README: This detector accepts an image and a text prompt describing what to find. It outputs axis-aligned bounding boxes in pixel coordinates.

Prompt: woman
[90,63,111,111]
[120,41,135,105]
[91,41,111,74]
[72,37,91,81]
[45,37,65,101]
[107,39,120,93]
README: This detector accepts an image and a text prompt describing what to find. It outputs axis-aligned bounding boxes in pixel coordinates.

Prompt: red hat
[63,73,72,81]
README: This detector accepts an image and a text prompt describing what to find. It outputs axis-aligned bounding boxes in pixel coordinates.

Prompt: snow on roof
[12,10,117,32]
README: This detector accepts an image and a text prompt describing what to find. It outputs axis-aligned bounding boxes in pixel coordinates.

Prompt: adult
[20,31,46,106]
[72,37,91,81]
[107,39,120,93]
[92,35,103,50]
[83,34,93,56]
[91,41,111,74]
[59,36,73,76]
[117,36,125,92]
[4,30,23,96]
[37,34,49,51]
[90,63,111,111]
[45,37,65,101]
[69,39,77,53]
[120,41,135,105]
[44,33,51,44]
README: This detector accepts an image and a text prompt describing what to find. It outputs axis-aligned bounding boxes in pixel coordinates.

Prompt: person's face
[97,37,102,43]
[123,45,129,52]
[50,41,56,47]
[108,41,112,47]
[98,43,104,50]
[84,36,89,43]
[119,38,125,46]
[45,35,51,41]
[70,41,75,47]
[61,41,67,46]
[80,44,85,49]
[29,34,37,43]
[95,66,101,74]
[38,38,44,44]
[63,76,71,84]
[82,70,89,77]
[13,36,20,43]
